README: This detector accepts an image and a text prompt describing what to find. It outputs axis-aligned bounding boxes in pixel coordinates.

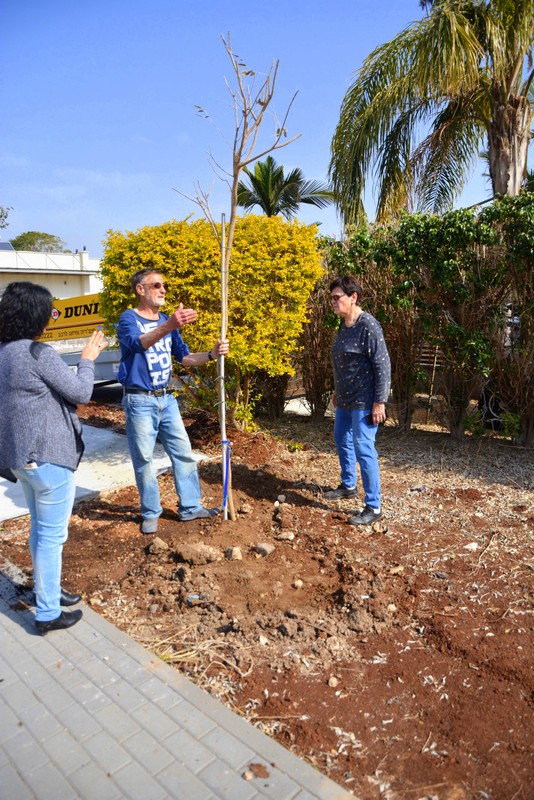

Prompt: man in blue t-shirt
[118,269,229,533]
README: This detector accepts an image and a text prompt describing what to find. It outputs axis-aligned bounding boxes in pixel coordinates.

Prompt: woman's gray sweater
[0,340,95,471]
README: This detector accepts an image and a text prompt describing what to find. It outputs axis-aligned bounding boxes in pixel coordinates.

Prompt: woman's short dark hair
[0,282,53,342]
[131,269,163,294]
[330,275,363,302]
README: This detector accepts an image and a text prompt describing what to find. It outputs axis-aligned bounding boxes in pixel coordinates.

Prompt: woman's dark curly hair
[0,282,53,342]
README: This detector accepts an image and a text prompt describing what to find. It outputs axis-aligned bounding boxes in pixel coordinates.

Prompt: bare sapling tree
[176,33,301,521]
[180,33,300,262]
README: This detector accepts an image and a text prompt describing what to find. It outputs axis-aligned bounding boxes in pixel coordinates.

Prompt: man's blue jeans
[333,407,381,509]
[124,392,204,521]
[12,462,76,622]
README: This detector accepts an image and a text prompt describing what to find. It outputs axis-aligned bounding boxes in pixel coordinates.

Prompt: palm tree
[237,155,334,219]
[330,0,534,224]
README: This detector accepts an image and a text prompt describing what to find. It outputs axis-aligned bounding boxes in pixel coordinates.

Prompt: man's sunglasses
[141,281,168,291]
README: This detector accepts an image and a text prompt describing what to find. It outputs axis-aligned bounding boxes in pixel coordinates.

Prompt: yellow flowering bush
[100,215,324,421]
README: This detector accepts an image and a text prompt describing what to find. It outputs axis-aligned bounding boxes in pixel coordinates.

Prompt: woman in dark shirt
[326,276,391,525]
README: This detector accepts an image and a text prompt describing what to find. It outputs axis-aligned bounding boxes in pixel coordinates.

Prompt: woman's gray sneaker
[348,505,382,525]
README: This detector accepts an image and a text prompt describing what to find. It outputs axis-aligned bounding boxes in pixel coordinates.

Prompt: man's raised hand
[171,303,198,329]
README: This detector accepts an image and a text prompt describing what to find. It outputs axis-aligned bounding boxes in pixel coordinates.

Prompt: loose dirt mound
[2,403,533,800]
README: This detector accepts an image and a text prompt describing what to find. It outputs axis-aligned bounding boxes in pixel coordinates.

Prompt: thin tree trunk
[219,214,236,521]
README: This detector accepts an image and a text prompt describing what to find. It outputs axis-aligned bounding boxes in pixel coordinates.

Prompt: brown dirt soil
[2,400,533,800]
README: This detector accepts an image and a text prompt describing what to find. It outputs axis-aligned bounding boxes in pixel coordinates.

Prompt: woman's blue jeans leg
[334,407,381,508]
[352,408,381,508]
[334,407,357,490]
[13,463,76,622]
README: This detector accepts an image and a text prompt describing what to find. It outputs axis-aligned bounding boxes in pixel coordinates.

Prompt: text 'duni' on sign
[39,293,106,342]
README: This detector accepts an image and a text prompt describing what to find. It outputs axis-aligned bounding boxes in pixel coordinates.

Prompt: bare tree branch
[181,31,301,271]
[172,186,220,243]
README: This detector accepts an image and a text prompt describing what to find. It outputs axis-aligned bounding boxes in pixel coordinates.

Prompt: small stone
[239,502,253,515]
[292,579,304,589]
[371,522,388,534]
[278,620,298,637]
[146,536,169,554]
[149,604,159,614]
[328,676,339,688]
[259,635,269,646]
[275,531,295,541]
[274,500,280,508]
[277,494,286,503]
[326,636,341,654]
[464,542,478,551]
[88,595,103,607]
[387,603,397,613]
[174,543,223,565]
[253,543,275,557]
[242,771,254,781]
[186,592,211,607]
[225,546,243,560]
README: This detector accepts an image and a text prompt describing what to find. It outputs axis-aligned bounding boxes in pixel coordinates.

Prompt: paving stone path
[0,571,354,800]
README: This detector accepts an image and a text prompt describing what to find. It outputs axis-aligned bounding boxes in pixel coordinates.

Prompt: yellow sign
[38,293,105,342]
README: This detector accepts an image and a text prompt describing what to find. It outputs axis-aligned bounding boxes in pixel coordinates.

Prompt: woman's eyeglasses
[330,293,346,302]
[141,282,168,291]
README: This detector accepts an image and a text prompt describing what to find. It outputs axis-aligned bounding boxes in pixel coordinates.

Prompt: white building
[0,245,120,381]
[0,246,102,298]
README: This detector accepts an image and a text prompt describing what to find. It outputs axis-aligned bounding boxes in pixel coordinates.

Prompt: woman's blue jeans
[333,407,381,509]
[12,462,76,622]
[124,392,204,520]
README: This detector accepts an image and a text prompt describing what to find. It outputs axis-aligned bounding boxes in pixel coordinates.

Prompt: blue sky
[1,0,509,257]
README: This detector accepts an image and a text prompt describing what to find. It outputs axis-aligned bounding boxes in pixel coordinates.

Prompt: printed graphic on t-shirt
[137,319,172,386]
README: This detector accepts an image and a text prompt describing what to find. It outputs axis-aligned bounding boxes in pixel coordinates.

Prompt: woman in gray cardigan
[0,282,105,634]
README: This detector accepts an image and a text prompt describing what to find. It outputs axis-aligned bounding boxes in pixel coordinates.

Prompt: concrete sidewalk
[0,572,353,800]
